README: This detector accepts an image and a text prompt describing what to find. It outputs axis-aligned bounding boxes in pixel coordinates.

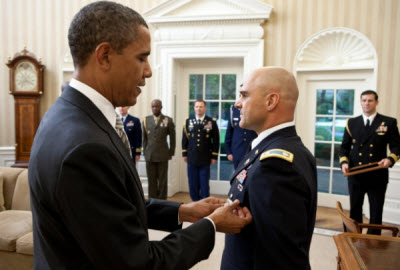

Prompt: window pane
[315,143,331,166]
[317,168,330,193]
[205,74,219,99]
[220,129,227,154]
[210,162,218,180]
[332,170,349,195]
[315,117,333,141]
[334,117,347,142]
[222,74,236,100]
[333,144,342,168]
[189,74,203,100]
[220,155,234,181]
[316,89,334,115]
[205,101,219,122]
[188,101,195,116]
[220,102,234,128]
[336,89,354,115]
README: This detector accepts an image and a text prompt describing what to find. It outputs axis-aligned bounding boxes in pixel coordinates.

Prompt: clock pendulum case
[6,47,45,168]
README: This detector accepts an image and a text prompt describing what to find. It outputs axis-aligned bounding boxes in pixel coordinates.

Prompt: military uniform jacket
[221,126,317,270]
[182,116,219,166]
[123,114,142,158]
[339,114,400,181]
[142,114,176,162]
[225,105,257,164]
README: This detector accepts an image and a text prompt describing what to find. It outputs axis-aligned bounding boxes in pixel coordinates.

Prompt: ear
[95,42,113,71]
[266,93,279,111]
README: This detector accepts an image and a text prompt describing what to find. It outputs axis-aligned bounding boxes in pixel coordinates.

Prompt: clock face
[15,61,38,91]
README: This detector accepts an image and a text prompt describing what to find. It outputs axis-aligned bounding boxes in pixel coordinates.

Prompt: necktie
[366,119,370,127]
[115,113,132,158]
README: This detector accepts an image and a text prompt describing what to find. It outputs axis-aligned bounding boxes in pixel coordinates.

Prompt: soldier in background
[117,106,142,163]
[339,90,400,234]
[225,105,258,169]
[182,100,220,201]
[142,99,176,199]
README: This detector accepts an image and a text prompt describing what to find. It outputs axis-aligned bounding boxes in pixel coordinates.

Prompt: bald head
[235,66,299,134]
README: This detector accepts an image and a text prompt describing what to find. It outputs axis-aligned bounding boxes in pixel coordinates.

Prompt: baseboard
[0,146,15,167]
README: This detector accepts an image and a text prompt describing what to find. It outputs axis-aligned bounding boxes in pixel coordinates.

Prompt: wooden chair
[336,201,399,236]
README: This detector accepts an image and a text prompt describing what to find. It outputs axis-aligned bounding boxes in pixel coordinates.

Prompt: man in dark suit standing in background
[117,106,142,163]
[182,100,220,201]
[225,105,257,169]
[143,99,176,199]
[339,90,400,234]
[28,2,252,269]
[221,67,317,270]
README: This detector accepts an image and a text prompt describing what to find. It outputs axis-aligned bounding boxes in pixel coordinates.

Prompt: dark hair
[361,90,378,101]
[194,99,206,106]
[68,1,148,67]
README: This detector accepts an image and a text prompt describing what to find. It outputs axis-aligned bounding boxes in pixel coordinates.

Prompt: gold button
[360,144,363,147]
[370,144,373,147]
[197,139,200,142]
[197,144,200,147]
[198,130,200,132]
[359,162,362,165]
[370,154,373,157]
[198,134,200,137]
[359,153,362,156]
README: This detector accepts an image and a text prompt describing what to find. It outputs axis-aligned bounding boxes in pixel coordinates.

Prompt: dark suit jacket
[143,114,176,162]
[123,114,142,158]
[339,113,400,182]
[221,126,317,270]
[28,86,215,270]
[225,105,257,168]
[182,116,219,166]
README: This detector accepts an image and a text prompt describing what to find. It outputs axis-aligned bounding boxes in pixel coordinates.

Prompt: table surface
[333,232,400,270]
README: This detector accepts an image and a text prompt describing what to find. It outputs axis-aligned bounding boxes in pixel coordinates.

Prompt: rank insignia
[260,149,294,163]
[236,169,247,184]
[237,184,243,192]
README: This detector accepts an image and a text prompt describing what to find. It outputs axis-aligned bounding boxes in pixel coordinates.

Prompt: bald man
[221,67,317,270]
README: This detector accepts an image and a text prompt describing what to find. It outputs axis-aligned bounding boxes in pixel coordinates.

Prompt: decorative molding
[144,0,272,26]
[295,27,377,71]
[0,147,15,167]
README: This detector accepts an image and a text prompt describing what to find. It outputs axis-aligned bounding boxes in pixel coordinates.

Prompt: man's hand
[227,154,233,162]
[341,163,349,174]
[378,158,392,168]
[208,199,252,234]
[211,159,217,165]
[135,155,140,162]
[183,157,187,163]
[179,197,225,223]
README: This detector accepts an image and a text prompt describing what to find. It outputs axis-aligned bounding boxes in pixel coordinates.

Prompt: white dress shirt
[251,121,295,149]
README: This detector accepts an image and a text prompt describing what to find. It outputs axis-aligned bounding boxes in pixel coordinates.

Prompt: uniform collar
[251,121,295,149]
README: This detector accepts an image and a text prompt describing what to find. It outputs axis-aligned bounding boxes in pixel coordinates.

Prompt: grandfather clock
[6,47,45,168]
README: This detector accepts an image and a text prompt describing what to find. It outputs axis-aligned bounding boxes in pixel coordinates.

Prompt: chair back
[336,201,361,233]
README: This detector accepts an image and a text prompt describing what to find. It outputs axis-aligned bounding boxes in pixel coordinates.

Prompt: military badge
[126,121,134,127]
[237,184,243,192]
[204,121,212,131]
[376,123,387,135]
[161,118,168,127]
[236,169,247,184]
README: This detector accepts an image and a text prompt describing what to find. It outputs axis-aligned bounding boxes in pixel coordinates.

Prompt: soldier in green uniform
[142,99,176,199]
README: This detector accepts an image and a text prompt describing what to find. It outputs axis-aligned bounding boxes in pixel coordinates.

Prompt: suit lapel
[62,86,145,201]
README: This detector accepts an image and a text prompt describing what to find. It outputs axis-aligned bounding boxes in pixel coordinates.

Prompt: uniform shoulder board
[260,149,294,163]
[212,117,216,121]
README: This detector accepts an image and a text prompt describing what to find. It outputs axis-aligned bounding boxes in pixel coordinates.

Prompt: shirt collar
[69,78,116,130]
[251,121,295,149]
[196,115,205,122]
[362,112,377,125]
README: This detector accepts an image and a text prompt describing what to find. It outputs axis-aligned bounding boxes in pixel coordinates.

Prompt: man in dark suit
[339,90,400,234]
[117,106,142,163]
[221,67,317,270]
[28,2,252,269]
[225,105,258,169]
[143,99,176,199]
[182,100,220,201]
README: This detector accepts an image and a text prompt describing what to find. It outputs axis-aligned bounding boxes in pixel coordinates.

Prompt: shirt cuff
[203,217,216,232]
